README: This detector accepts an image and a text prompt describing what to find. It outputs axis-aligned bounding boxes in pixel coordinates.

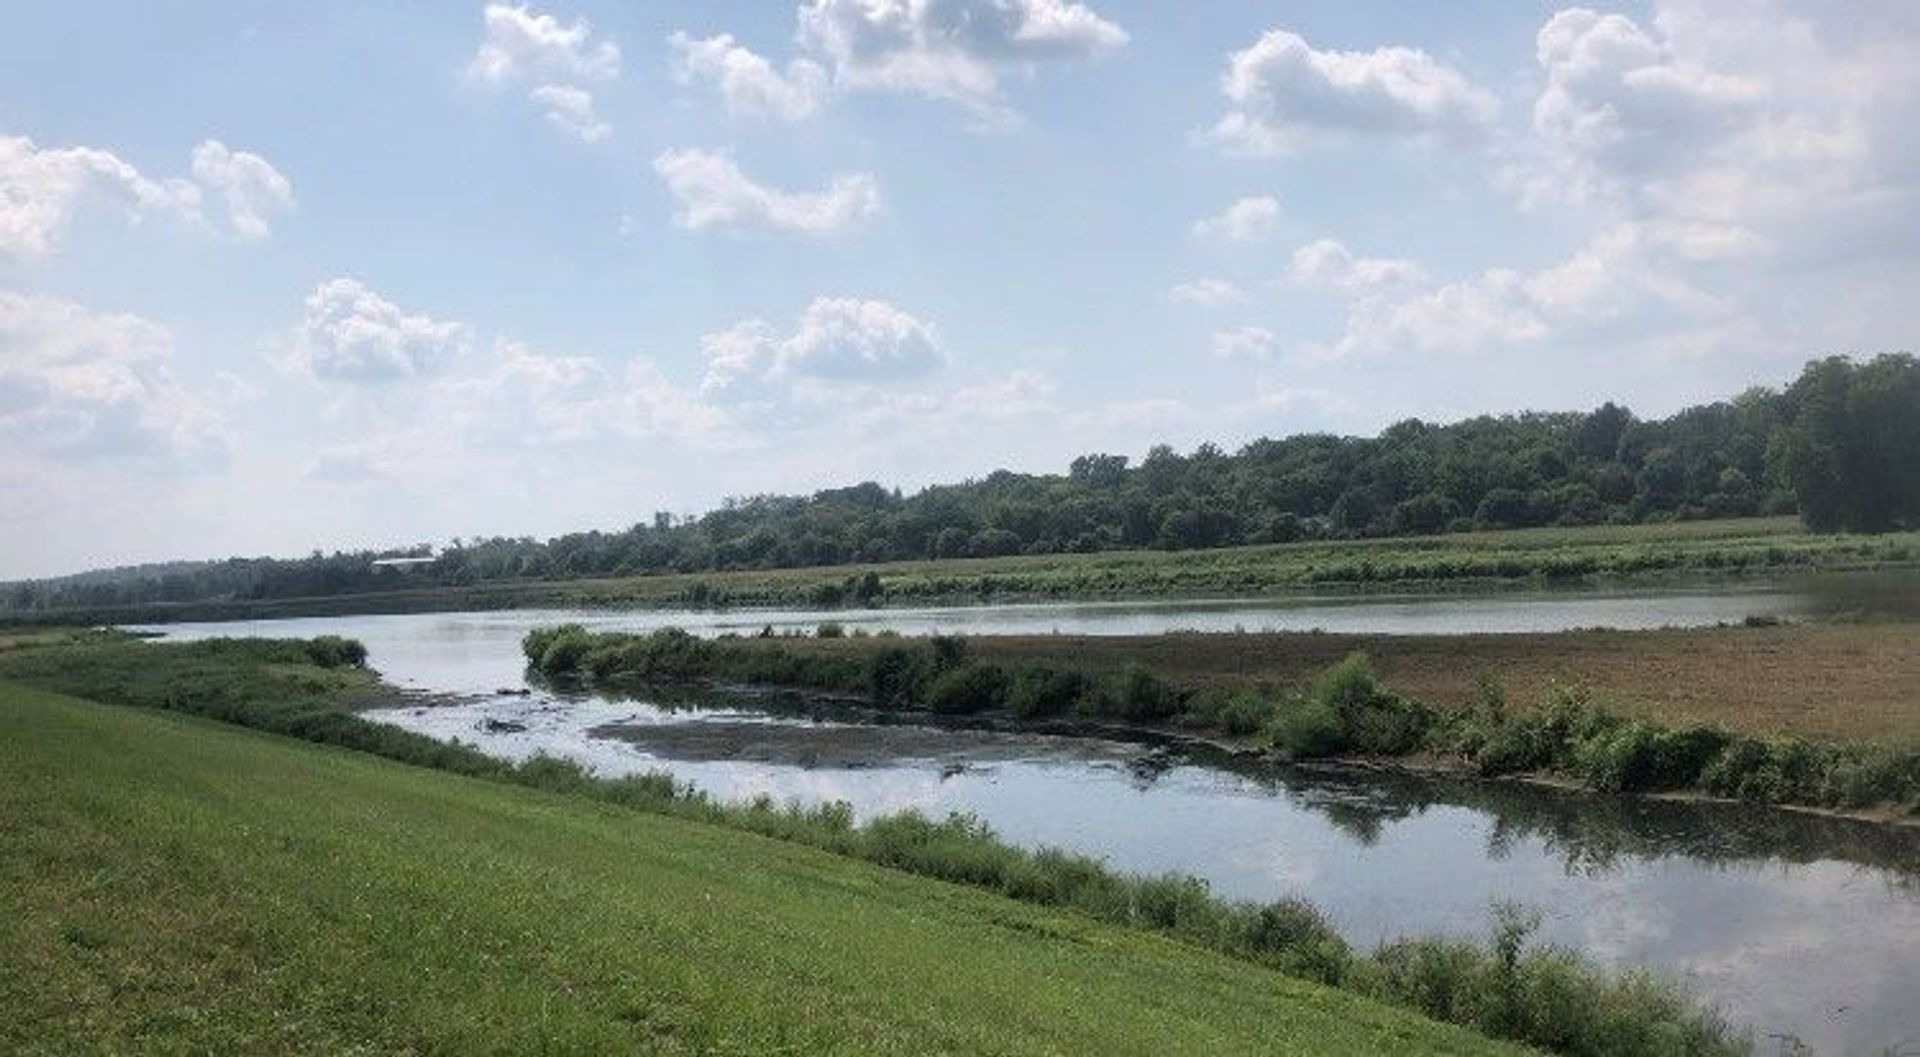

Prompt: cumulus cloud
[1509,0,1920,242]
[795,0,1126,118]
[1319,223,1723,359]
[438,341,729,450]
[0,136,197,258]
[653,149,879,233]
[1210,325,1276,361]
[468,3,619,83]
[1285,239,1426,291]
[0,134,295,257]
[1210,29,1496,153]
[0,290,225,467]
[288,278,469,384]
[669,32,826,121]
[189,140,293,239]
[1192,195,1279,241]
[530,84,609,142]
[1168,278,1244,307]
[702,296,945,398]
[469,4,619,142]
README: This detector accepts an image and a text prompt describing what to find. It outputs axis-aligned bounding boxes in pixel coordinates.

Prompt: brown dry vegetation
[790,622,1920,743]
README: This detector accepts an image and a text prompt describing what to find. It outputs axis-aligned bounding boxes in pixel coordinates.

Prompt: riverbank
[3,683,1543,1057]
[0,631,1746,1055]
[13,517,1919,626]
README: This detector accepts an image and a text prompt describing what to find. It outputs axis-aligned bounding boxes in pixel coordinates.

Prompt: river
[141,581,1920,1053]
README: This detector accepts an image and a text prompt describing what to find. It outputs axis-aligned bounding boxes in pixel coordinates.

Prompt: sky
[3,1,1918,578]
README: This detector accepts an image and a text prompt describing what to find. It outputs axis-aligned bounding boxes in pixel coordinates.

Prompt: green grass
[0,683,1529,1057]
[19,516,1920,625]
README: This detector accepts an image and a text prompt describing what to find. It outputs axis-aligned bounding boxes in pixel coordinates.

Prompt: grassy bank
[16,517,1919,626]
[0,634,1743,1056]
[525,626,1920,818]
[1,685,1539,1056]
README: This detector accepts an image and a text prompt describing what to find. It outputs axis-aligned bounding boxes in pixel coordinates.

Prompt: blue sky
[4,1,1916,577]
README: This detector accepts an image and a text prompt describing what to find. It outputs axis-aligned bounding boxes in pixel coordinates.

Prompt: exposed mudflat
[587,714,1146,770]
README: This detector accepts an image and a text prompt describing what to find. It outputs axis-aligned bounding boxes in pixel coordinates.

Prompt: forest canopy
[6,354,1915,614]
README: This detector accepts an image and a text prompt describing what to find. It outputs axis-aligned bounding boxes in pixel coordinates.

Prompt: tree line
[7,353,1915,613]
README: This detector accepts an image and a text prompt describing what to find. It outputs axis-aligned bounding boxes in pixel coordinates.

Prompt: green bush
[923,663,1011,714]
[1266,653,1432,757]
[1005,668,1088,718]
[1101,663,1181,721]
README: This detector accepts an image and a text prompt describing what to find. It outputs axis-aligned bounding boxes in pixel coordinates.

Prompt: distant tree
[1572,402,1633,461]
[1777,354,1920,532]
[1474,488,1532,530]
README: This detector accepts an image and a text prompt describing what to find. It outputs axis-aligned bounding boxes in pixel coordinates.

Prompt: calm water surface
[143,582,1920,1053]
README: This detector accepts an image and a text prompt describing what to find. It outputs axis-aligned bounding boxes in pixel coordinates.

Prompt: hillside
[0,683,1525,1056]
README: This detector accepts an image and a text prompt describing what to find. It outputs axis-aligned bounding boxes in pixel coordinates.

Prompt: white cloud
[1168,278,1244,307]
[288,278,469,384]
[1285,239,1426,291]
[669,32,826,121]
[530,84,609,142]
[0,290,225,466]
[1210,325,1276,361]
[439,341,729,450]
[1320,223,1723,359]
[0,135,198,258]
[189,140,293,239]
[796,0,1126,118]
[0,134,297,257]
[653,149,879,234]
[303,332,735,484]
[469,4,619,142]
[468,3,619,84]
[1192,195,1279,242]
[1210,28,1496,153]
[702,296,945,398]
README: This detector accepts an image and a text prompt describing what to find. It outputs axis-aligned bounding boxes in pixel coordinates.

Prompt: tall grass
[0,633,1745,1057]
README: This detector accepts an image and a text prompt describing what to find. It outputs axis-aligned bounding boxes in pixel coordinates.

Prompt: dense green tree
[1775,354,1920,531]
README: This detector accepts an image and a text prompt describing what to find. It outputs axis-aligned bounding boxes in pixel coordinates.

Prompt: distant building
[370,555,436,570]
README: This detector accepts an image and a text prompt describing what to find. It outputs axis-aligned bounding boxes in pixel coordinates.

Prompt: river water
[141,580,1920,1053]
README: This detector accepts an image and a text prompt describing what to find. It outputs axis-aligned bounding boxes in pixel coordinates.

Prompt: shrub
[1267,653,1431,757]
[305,635,367,668]
[923,663,1011,714]
[866,645,930,706]
[1576,721,1732,793]
[815,621,846,638]
[1102,663,1181,721]
[1005,668,1087,718]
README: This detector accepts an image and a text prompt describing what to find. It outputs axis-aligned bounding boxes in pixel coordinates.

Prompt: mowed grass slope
[0,685,1524,1057]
